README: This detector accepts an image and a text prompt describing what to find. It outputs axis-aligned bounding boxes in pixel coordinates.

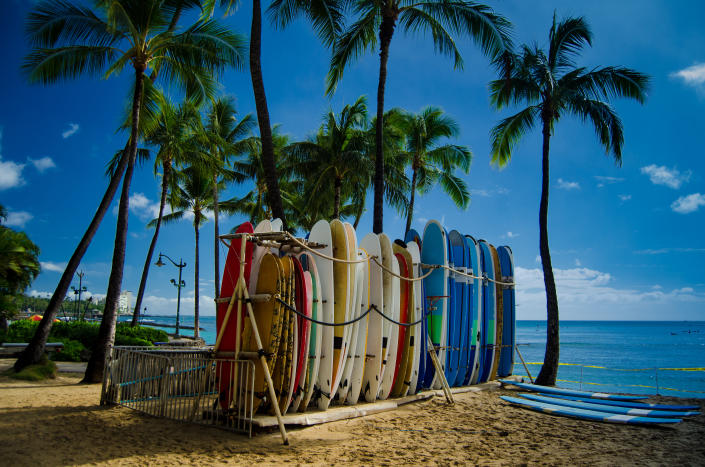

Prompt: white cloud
[640,164,690,189]
[0,158,25,190]
[556,178,580,190]
[635,247,705,255]
[515,265,705,320]
[618,194,632,202]
[28,156,56,172]
[142,293,216,316]
[671,63,705,89]
[3,210,33,228]
[574,259,582,267]
[595,176,624,188]
[474,186,510,197]
[40,261,66,273]
[62,123,80,139]
[671,193,705,214]
[506,231,519,238]
[129,192,161,220]
[28,290,52,299]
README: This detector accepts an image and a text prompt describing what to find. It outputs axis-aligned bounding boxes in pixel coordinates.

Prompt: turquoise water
[138,316,705,398]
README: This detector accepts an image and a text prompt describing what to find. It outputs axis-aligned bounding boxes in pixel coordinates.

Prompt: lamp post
[156,253,186,336]
[70,271,87,320]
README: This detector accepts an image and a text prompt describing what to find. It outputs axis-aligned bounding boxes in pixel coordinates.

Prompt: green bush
[51,339,86,362]
[6,319,39,342]
[116,323,168,343]
[114,335,152,347]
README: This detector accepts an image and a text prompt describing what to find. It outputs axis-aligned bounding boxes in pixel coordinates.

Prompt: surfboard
[497,246,515,377]
[276,256,297,414]
[377,233,395,388]
[518,393,700,418]
[329,219,350,400]
[248,220,272,295]
[309,220,335,410]
[500,396,681,425]
[337,222,360,403]
[240,253,283,413]
[541,393,701,411]
[421,220,448,389]
[405,229,422,247]
[489,244,503,381]
[289,257,310,412]
[477,240,496,383]
[216,222,254,409]
[270,218,283,232]
[445,228,460,386]
[465,235,482,385]
[378,254,400,400]
[405,240,424,394]
[297,252,323,412]
[361,233,383,403]
[449,230,469,387]
[347,248,370,405]
[390,244,411,397]
[500,380,647,401]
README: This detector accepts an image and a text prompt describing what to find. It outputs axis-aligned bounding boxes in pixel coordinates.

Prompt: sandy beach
[1,361,703,466]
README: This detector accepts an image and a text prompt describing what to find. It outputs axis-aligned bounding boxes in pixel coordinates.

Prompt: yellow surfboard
[330,219,349,397]
[489,244,504,381]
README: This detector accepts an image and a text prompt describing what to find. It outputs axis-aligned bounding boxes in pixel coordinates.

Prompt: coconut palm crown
[489,13,649,385]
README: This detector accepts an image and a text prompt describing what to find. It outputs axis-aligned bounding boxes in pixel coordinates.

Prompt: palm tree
[201,97,255,297]
[18,0,246,381]
[205,0,347,230]
[400,107,472,233]
[285,96,369,219]
[153,166,239,339]
[327,1,511,233]
[489,14,649,385]
[131,97,203,327]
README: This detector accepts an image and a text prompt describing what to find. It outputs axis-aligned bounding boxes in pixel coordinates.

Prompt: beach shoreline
[1,360,703,466]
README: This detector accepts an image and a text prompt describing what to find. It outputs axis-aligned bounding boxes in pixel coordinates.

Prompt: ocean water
[137,316,705,398]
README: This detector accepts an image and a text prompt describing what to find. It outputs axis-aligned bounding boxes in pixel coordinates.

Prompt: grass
[2,355,57,381]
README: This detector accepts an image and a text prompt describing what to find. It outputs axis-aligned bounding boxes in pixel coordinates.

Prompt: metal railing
[101,346,255,436]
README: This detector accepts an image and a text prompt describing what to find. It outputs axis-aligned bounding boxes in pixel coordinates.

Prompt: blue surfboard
[500,396,681,425]
[421,221,448,389]
[497,246,515,377]
[464,235,482,385]
[405,231,426,389]
[445,228,460,386]
[449,230,468,387]
[543,393,701,411]
[500,380,647,401]
[478,240,497,383]
[518,393,700,418]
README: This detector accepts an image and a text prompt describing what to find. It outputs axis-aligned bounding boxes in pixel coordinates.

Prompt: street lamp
[156,253,186,336]
[70,271,87,319]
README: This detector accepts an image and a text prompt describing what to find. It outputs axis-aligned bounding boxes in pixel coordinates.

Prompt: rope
[370,256,436,282]
[275,298,431,328]
[423,263,515,287]
[284,233,370,264]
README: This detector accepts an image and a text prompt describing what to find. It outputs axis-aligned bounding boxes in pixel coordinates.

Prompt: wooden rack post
[425,296,454,404]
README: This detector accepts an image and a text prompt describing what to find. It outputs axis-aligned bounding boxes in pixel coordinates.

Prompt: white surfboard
[377,233,394,386]
[378,256,400,400]
[360,233,383,403]
[406,241,423,395]
[347,248,369,405]
[248,219,272,295]
[338,249,363,403]
[270,218,283,231]
[309,220,335,410]
[336,222,360,403]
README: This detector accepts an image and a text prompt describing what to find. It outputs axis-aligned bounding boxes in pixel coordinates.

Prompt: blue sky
[1,1,704,320]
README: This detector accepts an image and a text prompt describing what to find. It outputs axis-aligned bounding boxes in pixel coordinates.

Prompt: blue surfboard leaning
[421,221,448,389]
[542,393,701,411]
[449,230,470,387]
[518,393,700,418]
[497,246,515,377]
[500,396,682,425]
[404,230,426,390]
[478,240,497,383]
[464,235,482,385]
[500,380,647,401]
[445,228,461,386]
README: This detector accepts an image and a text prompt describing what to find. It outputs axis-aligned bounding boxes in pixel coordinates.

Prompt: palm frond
[490,105,539,167]
[568,96,624,164]
[438,171,470,209]
[548,14,592,71]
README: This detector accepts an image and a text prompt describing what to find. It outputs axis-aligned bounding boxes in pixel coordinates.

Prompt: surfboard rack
[214,232,290,446]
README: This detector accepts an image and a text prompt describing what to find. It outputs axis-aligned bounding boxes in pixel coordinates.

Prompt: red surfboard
[391,253,410,390]
[216,221,254,409]
[290,256,309,405]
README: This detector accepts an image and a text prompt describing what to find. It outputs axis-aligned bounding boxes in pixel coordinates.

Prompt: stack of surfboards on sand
[216,218,516,414]
[500,380,701,425]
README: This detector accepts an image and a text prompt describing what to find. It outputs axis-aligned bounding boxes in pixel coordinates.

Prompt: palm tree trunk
[250,0,286,229]
[212,172,220,300]
[13,146,129,372]
[194,220,200,340]
[373,15,396,234]
[131,162,171,326]
[82,67,145,384]
[405,165,418,234]
[535,119,560,386]
[333,175,342,219]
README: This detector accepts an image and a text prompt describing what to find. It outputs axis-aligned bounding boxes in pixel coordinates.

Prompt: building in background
[118,291,133,315]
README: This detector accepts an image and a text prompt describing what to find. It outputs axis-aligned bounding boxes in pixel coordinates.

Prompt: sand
[1,361,703,466]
